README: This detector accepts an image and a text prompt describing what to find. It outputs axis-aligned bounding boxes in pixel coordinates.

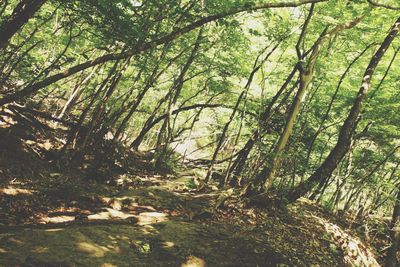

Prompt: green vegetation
[0,0,400,266]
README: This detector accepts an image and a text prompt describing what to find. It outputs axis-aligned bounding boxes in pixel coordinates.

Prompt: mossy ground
[0,220,287,266]
[0,179,350,267]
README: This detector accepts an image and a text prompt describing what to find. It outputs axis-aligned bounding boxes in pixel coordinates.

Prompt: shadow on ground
[0,221,286,267]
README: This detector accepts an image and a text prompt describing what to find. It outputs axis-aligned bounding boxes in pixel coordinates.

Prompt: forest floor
[0,107,384,267]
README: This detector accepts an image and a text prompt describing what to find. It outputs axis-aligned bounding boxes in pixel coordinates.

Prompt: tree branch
[367,0,400,10]
[0,0,328,106]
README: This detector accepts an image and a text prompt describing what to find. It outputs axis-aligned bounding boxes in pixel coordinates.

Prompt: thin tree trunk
[386,189,400,267]
[77,58,131,151]
[130,103,223,149]
[112,45,175,141]
[369,46,400,98]
[288,17,400,203]
[245,17,362,196]
[63,60,121,151]
[0,0,327,106]
[57,61,104,119]
[303,43,374,174]
[154,30,203,166]
[204,42,279,185]
[228,64,300,183]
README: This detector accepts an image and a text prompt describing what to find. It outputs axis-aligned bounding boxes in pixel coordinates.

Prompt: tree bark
[204,43,279,185]
[0,0,46,49]
[386,189,400,267]
[245,16,362,196]
[228,63,300,183]
[288,16,400,203]
[303,43,374,174]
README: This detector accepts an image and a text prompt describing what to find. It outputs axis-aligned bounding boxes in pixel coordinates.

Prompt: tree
[0,0,47,49]
[244,12,362,196]
[0,0,326,106]
[386,186,400,267]
[288,16,400,202]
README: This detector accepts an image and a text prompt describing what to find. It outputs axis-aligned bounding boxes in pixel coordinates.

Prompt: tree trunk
[0,0,46,49]
[204,43,278,185]
[288,16,400,202]
[0,0,327,107]
[154,30,203,166]
[57,62,104,119]
[386,189,400,267]
[245,17,362,196]
[303,43,374,174]
[228,63,300,182]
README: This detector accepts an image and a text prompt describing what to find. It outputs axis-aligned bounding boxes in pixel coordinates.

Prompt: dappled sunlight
[105,243,121,253]
[46,206,94,217]
[0,219,288,266]
[161,241,175,249]
[139,224,159,235]
[8,237,24,246]
[44,228,64,232]
[181,255,206,267]
[101,196,137,210]
[0,0,398,264]
[0,111,17,128]
[31,246,49,253]
[311,215,379,267]
[115,174,169,187]
[88,208,136,220]
[24,139,53,151]
[113,235,129,241]
[123,202,157,213]
[76,242,111,258]
[137,212,168,225]
[42,215,75,224]
[107,235,117,241]
[0,187,34,196]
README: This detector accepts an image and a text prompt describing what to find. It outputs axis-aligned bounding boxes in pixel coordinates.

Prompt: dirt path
[0,221,286,267]
[0,174,379,266]
[0,182,287,267]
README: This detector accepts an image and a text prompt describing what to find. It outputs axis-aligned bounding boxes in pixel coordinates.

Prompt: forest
[0,0,399,266]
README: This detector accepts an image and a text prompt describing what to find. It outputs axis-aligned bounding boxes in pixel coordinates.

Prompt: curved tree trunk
[244,16,362,196]
[288,16,400,203]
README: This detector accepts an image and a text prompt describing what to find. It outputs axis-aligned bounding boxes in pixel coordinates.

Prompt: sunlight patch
[77,242,110,258]
[43,216,75,224]
[88,208,135,220]
[162,241,175,248]
[137,212,168,225]
[140,225,158,235]
[181,256,206,267]
[44,228,64,232]
[312,215,379,266]
[0,187,34,196]
[31,246,49,253]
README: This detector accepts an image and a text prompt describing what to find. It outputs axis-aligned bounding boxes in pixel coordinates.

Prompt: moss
[0,221,287,267]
